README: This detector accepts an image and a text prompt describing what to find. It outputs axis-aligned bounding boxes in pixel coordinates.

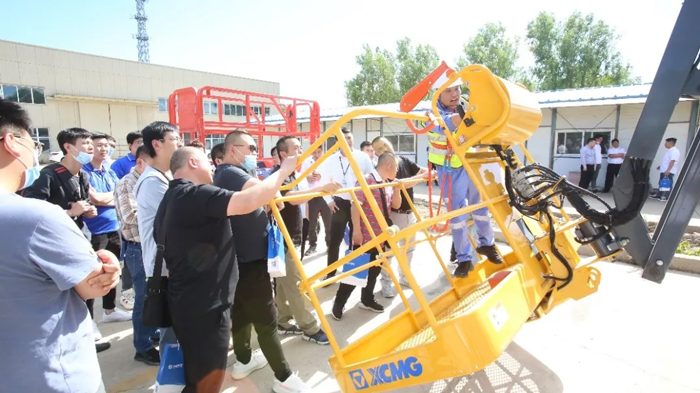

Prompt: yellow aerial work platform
[269,63,616,392]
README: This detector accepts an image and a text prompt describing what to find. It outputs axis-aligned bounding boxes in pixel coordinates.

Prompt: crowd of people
[0,83,511,393]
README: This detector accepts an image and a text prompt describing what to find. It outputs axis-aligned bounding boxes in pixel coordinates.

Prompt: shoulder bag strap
[378,184,391,223]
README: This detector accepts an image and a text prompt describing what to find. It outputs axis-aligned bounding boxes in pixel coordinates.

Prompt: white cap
[432,63,462,90]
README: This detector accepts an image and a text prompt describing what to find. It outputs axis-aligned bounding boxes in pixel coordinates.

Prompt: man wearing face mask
[0,98,122,393]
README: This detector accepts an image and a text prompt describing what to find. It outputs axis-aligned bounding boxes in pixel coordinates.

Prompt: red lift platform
[167,86,322,171]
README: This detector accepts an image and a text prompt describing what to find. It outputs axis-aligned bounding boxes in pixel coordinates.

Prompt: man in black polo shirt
[271,136,342,345]
[154,146,297,393]
[372,137,429,298]
[213,130,309,392]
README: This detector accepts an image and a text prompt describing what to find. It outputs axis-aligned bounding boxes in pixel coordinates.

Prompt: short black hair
[224,129,250,151]
[210,143,225,164]
[360,141,372,150]
[57,128,92,154]
[594,134,604,139]
[377,151,397,167]
[107,135,117,144]
[270,146,277,156]
[341,126,351,134]
[142,121,178,158]
[276,136,297,159]
[91,132,110,141]
[0,98,32,139]
[587,137,596,143]
[127,131,142,145]
[666,137,677,145]
[612,138,619,143]
[135,145,149,160]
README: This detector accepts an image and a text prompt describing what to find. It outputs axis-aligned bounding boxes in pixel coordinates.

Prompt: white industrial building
[292,84,699,183]
[0,39,280,160]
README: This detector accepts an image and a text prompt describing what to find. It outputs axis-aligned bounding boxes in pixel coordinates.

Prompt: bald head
[170,146,202,174]
[224,129,250,151]
[170,146,214,184]
[376,151,399,181]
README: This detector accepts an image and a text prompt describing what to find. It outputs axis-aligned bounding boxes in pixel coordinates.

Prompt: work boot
[476,245,504,264]
[453,261,474,278]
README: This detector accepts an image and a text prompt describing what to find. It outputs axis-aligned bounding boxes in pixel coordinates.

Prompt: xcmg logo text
[348,356,423,390]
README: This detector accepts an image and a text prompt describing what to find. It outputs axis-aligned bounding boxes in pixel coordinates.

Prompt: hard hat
[432,62,462,90]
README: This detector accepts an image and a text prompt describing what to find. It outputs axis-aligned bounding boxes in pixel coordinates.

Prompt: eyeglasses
[0,134,40,151]
[234,144,258,153]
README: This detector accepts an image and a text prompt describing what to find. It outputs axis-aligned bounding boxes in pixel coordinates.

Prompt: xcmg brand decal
[348,356,423,390]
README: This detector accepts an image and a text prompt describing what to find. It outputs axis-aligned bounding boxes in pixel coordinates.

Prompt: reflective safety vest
[427,130,463,168]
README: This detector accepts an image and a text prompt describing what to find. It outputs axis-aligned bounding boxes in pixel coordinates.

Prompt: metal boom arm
[613,0,700,283]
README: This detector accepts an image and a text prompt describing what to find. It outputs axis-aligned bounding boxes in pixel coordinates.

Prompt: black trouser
[308,196,331,248]
[604,163,622,192]
[231,261,291,382]
[87,231,120,316]
[578,165,596,190]
[334,248,380,308]
[171,305,231,393]
[327,198,353,277]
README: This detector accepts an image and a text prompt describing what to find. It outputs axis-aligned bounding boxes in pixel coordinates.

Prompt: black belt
[123,239,140,245]
[391,208,412,214]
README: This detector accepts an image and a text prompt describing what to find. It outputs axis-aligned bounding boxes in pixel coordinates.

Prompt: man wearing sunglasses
[0,98,121,393]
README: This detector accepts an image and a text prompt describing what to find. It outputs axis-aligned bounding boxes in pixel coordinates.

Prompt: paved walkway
[100,234,700,393]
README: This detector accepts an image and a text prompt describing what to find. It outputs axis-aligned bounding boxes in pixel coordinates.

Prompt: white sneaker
[119,289,135,310]
[381,281,395,298]
[231,350,267,380]
[399,277,411,288]
[273,372,311,393]
[92,320,102,341]
[102,308,132,323]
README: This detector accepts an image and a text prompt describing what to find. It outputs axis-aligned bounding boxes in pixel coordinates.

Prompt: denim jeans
[123,241,157,353]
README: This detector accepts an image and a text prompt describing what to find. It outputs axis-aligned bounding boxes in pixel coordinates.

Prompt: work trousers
[380,211,416,286]
[591,165,601,190]
[436,165,494,264]
[231,261,292,382]
[579,165,596,190]
[123,241,157,353]
[170,305,231,393]
[87,231,120,317]
[604,163,622,192]
[335,248,381,308]
[327,198,354,277]
[276,246,320,335]
[307,196,331,248]
[120,240,133,291]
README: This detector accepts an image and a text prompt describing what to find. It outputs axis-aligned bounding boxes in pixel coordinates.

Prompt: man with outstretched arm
[155,146,300,393]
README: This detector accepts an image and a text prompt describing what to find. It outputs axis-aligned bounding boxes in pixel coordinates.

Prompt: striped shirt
[114,168,141,242]
[354,172,394,248]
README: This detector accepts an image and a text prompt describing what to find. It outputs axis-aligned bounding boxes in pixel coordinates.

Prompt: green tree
[526,12,639,90]
[458,23,523,81]
[345,44,400,106]
[345,39,440,106]
[396,38,439,96]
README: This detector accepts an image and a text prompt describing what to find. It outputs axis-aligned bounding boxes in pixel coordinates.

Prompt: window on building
[31,128,50,150]
[385,134,416,155]
[158,98,168,112]
[224,103,232,116]
[265,107,271,116]
[203,102,218,115]
[0,85,45,105]
[205,135,225,151]
[555,130,612,155]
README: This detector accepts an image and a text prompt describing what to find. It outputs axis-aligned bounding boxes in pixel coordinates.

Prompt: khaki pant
[276,246,320,335]
[380,211,417,285]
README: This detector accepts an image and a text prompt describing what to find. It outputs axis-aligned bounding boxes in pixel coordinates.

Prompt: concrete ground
[100,233,700,393]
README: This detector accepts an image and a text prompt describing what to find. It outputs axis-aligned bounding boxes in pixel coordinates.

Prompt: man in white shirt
[652,137,681,200]
[318,127,375,278]
[360,141,377,166]
[603,138,626,193]
[579,138,598,190]
[590,134,604,191]
[301,146,331,256]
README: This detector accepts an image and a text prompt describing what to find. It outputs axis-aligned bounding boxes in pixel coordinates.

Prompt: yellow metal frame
[268,64,609,392]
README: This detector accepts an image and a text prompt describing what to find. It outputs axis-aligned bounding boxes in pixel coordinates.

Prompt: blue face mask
[17,140,40,189]
[242,155,257,171]
[71,147,93,165]
[108,146,115,157]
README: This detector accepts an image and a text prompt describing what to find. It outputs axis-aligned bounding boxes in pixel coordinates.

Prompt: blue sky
[0,0,684,108]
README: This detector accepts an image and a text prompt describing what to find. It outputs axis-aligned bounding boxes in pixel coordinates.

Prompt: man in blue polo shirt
[111,132,143,179]
[84,132,132,324]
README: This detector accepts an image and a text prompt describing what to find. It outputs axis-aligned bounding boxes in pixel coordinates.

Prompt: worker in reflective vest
[427,84,503,278]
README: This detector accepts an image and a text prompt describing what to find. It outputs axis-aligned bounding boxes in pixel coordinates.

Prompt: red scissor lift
[167,86,321,174]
